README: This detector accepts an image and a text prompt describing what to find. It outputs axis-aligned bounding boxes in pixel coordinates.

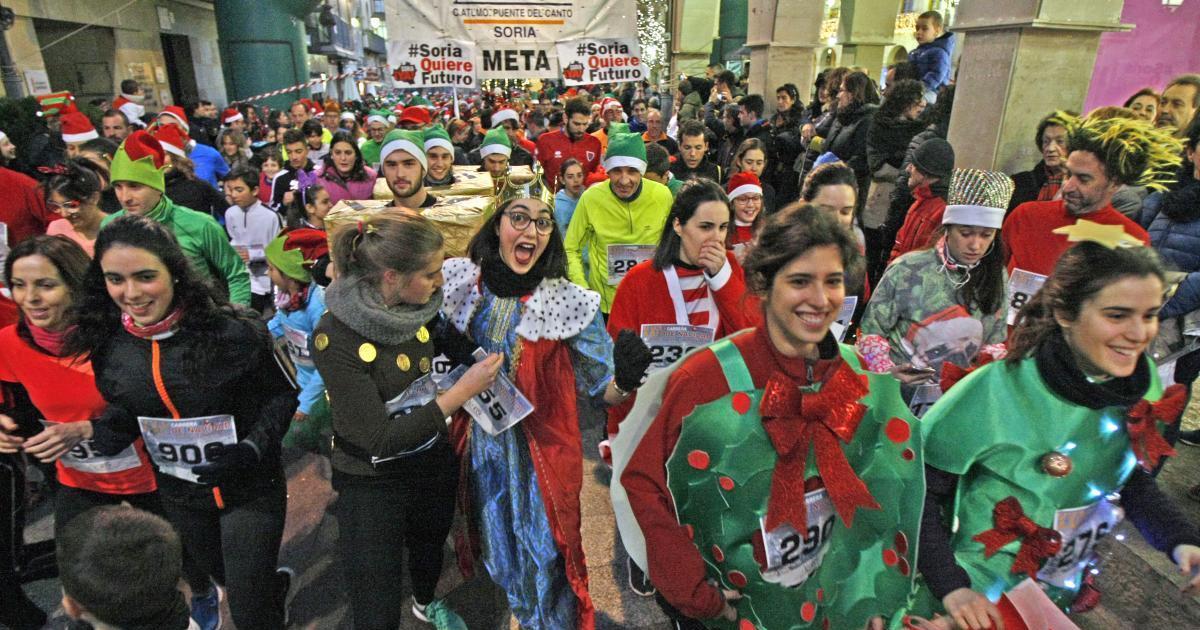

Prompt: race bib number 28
[137,415,238,484]
[607,244,655,285]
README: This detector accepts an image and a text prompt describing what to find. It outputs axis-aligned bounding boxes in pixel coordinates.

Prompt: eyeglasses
[505,211,555,235]
[733,195,763,204]
[48,199,83,212]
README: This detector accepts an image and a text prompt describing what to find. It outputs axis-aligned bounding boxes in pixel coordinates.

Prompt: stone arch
[890,45,909,63]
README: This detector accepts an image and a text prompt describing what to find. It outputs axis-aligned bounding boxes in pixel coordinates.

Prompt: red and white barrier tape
[232,70,363,105]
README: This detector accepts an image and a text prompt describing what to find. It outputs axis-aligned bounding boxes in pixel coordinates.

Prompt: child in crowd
[266,229,330,454]
[256,149,286,209]
[910,10,955,103]
[286,175,331,230]
[224,165,283,313]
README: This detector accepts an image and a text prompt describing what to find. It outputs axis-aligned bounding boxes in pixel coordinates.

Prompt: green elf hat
[607,121,631,135]
[265,228,330,283]
[378,129,427,172]
[366,109,391,126]
[110,130,167,192]
[603,132,648,174]
[423,126,454,154]
[479,127,512,159]
[408,94,432,108]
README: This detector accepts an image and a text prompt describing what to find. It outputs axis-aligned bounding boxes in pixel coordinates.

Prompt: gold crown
[493,165,556,212]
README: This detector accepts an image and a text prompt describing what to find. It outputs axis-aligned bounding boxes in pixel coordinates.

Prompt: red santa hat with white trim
[222,107,244,125]
[60,110,99,144]
[157,105,190,132]
[726,171,763,200]
[151,124,191,158]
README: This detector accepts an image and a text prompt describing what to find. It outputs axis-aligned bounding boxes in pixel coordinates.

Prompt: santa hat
[726,171,763,201]
[379,129,427,172]
[600,97,622,112]
[36,92,74,118]
[222,108,244,125]
[399,106,431,126]
[423,126,454,154]
[157,106,190,132]
[60,111,99,143]
[943,169,1015,230]
[151,124,191,158]
[302,98,322,115]
[490,108,519,128]
[111,130,167,192]
[265,228,330,283]
[366,109,390,126]
[603,132,647,174]
[340,111,356,122]
[479,127,512,159]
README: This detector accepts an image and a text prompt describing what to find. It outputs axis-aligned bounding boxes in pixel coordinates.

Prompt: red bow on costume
[939,353,998,392]
[972,496,1062,577]
[759,362,879,532]
[1126,383,1187,471]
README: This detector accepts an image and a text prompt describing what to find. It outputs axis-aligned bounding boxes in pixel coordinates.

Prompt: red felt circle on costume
[800,602,816,622]
[728,570,748,588]
[901,448,915,461]
[894,531,909,555]
[712,545,725,563]
[898,556,911,576]
[882,549,899,566]
[732,392,752,414]
[688,450,710,469]
[885,417,911,443]
[823,619,830,630]
[739,620,756,630]
[719,476,735,491]
[816,588,825,602]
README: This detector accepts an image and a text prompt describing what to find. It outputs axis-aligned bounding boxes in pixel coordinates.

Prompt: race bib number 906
[759,489,836,587]
[137,415,238,484]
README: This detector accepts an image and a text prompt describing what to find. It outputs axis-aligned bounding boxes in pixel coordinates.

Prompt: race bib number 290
[137,415,238,483]
[759,489,836,587]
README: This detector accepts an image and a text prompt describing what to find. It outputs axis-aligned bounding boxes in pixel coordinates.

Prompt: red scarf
[1037,164,1064,201]
[27,323,75,356]
[121,306,185,339]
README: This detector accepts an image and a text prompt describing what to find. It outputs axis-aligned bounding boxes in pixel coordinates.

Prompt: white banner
[387,39,479,88]
[385,0,638,80]
[556,37,648,85]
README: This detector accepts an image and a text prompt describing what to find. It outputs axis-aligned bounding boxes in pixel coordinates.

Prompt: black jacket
[90,315,296,508]
[827,103,879,210]
[866,114,926,175]
[272,161,316,208]
[670,158,722,183]
[166,170,228,223]
[1008,160,1052,212]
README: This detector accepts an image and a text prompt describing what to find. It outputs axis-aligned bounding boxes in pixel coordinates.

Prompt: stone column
[946,0,1129,172]
[745,0,825,114]
[671,0,722,77]
[837,0,902,77]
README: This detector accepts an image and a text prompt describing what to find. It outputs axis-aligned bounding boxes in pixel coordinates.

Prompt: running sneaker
[627,556,656,597]
[412,598,468,630]
[190,584,222,630]
[277,567,295,626]
[1178,429,1200,446]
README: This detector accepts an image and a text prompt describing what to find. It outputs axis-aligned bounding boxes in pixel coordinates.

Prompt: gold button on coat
[416,326,430,343]
[358,342,377,363]
[419,357,431,373]
[397,354,412,371]
[314,333,329,351]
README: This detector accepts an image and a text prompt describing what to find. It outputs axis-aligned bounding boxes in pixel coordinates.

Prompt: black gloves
[193,441,260,485]
[613,329,653,393]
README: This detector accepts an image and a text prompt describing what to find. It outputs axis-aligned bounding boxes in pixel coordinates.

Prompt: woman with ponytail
[42,160,109,256]
[908,238,1200,628]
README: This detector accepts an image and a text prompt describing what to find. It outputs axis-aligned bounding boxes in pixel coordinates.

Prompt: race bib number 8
[1037,500,1123,589]
[607,244,655,285]
[1006,269,1048,325]
[137,415,238,484]
[640,324,716,373]
[759,489,836,587]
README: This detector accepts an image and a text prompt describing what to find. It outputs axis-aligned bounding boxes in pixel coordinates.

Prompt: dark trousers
[331,454,457,630]
[655,592,709,630]
[159,480,288,630]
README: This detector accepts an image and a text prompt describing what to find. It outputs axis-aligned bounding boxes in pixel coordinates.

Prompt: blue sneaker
[190,584,222,630]
[412,598,467,630]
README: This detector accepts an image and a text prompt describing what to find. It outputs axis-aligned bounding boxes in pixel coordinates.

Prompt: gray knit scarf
[324,274,442,345]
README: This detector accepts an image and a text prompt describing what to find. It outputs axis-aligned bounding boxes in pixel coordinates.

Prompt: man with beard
[536,97,602,189]
[380,129,438,209]
[1004,114,1180,279]
[1157,74,1200,138]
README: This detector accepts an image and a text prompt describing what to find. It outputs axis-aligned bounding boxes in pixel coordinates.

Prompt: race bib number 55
[137,415,238,483]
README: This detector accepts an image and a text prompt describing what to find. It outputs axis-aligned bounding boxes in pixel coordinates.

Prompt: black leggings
[159,481,288,630]
[331,453,458,630]
[655,592,709,630]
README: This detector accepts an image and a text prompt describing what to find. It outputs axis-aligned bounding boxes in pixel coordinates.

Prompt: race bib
[444,349,535,436]
[829,296,858,343]
[1007,269,1048,325]
[607,244,655,285]
[283,325,314,368]
[908,383,943,418]
[40,420,142,475]
[1037,500,1123,589]
[429,353,457,387]
[759,489,836,587]
[136,415,238,483]
[640,324,716,373]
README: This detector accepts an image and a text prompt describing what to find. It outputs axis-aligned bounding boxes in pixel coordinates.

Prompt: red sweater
[1004,199,1150,276]
[620,327,838,619]
[889,185,946,264]
[535,129,602,190]
[606,254,762,435]
[0,325,156,494]
[0,167,55,246]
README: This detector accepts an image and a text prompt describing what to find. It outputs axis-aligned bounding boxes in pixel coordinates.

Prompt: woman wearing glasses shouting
[439,176,653,630]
